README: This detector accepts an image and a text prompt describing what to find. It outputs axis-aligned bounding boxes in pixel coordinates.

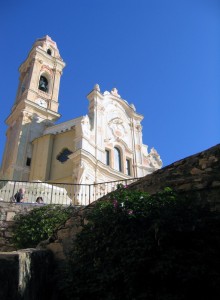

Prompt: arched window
[38,75,48,93]
[47,49,52,55]
[114,147,122,172]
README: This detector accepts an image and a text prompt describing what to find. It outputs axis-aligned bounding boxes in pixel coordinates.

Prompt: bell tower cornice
[19,46,65,74]
[6,99,61,127]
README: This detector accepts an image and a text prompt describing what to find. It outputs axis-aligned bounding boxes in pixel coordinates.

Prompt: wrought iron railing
[0,178,139,206]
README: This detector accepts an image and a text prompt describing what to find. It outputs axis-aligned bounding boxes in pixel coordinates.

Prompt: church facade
[0,36,162,186]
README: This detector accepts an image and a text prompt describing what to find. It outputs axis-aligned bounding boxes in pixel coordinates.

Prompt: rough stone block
[47,242,65,260]
[0,214,6,221]
[6,211,16,222]
[177,183,192,191]
[190,167,203,175]
[57,228,71,240]
[4,231,13,238]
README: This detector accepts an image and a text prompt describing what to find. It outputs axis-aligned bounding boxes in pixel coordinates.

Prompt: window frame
[114,147,122,172]
[126,158,131,176]
[105,149,110,166]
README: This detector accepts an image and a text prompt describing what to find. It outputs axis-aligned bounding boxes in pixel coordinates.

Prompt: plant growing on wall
[12,205,74,249]
[61,186,220,300]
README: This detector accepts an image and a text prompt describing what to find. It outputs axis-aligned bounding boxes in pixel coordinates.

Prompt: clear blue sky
[0,0,219,168]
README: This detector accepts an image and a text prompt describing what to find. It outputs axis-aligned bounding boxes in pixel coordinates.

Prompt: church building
[0,36,162,186]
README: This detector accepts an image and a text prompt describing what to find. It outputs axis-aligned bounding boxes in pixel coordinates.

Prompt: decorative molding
[108,117,126,140]
[97,105,105,112]
[111,88,121,98]
[40,65,54,76]
[81,115,91,137]
[144,147,163,170]
[135,124,142,132]
[135,144,141,151]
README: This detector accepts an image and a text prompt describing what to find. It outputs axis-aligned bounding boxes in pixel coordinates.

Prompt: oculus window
[57,148,73,163]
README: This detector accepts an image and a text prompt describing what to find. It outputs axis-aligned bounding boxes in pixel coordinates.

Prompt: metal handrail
[0,178,140,206]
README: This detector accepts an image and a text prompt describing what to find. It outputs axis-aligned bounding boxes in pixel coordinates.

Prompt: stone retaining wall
[0,202,44,251]
[128,143,220,210]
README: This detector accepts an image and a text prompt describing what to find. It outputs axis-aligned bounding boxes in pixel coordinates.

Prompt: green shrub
[61,186,220,300]
[12,205,74,249]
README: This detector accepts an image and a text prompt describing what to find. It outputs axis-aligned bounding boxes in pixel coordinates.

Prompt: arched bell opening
[47,49,52,55]
[38,75,49,93]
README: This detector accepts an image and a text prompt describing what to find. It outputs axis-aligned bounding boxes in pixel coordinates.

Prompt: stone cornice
[5,100,61,126]
[19,43,65,74]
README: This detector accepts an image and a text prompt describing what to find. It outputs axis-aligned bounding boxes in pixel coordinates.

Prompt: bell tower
[1,36,65,180]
